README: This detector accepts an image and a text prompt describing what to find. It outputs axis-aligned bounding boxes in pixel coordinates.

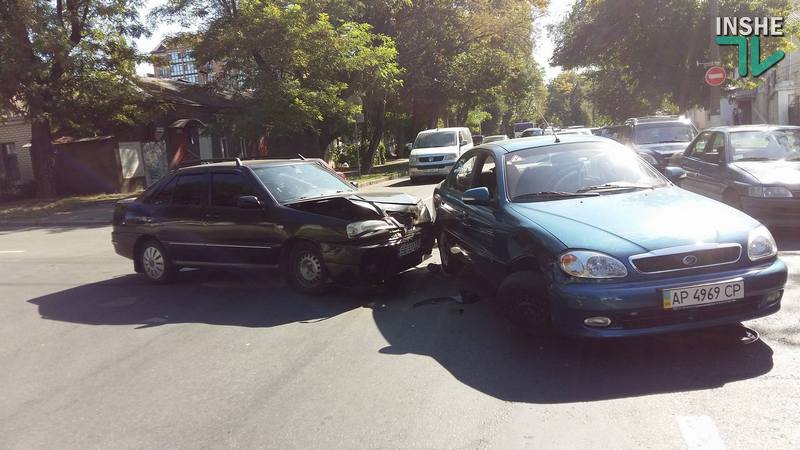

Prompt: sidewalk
[0,200,116,228]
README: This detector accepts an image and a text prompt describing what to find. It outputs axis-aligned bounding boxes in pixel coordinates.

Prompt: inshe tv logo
[716,17,785,78]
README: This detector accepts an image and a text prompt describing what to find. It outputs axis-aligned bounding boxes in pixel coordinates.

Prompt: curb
[0,220,110,228]
[355,171,408,187]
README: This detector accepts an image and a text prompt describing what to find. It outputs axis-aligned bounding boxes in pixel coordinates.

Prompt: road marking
[0,250,25,254]
[677,416,726,450]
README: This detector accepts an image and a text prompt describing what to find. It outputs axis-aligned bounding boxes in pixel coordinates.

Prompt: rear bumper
[549,258,787,338]
[322,225,435,281]
[741,196,800,228]
[111,230,138,260]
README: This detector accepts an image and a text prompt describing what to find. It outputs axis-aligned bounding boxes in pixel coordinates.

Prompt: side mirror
[237,195,262,209]
[462,187,493,206]
[664,167,687,183]
[459,140,469,147]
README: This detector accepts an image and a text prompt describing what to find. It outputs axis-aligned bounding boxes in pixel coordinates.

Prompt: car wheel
[723,190,742,210]
[438,230,462,275]
[288,242,328,295]
[139,239,175,284]
[497,271,551,335]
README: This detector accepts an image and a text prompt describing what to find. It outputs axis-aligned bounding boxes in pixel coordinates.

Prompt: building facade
[150,37,223,85]
[0,116,35,186]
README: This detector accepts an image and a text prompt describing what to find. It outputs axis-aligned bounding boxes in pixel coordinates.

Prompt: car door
[691,132,727,200]
[160,171,210,263]
[436,152,479,256]
[679,131,714,195]
[203,170,284,266]
[462,151,506,281]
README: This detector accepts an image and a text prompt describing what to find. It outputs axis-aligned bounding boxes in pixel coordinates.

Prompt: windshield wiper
[736,157,773,162]
[512,191,600,201]
[576,183,655,193]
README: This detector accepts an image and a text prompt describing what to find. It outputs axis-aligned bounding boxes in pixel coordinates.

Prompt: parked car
[520,127,543,137]
[112,158,435,294]
[674,125,800,228]
[433,135,786,338]
[472,135,484,146]
[607,116,698,172]
[512,121,535,138]
[408,127,474,181]
[557,127,593,135]
[483,134,509,144]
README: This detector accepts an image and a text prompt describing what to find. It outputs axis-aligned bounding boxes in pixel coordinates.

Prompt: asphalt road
[1,177,799,449]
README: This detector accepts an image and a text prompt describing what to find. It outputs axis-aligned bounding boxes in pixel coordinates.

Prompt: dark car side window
[687,131,713,158]
[149,176,177,206]
[211,172,256,207]
[173,173,208,206]
[447,154,478,193]
[473,155,497,198]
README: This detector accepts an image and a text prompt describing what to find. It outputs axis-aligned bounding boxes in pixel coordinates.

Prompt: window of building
[0,143,20,182]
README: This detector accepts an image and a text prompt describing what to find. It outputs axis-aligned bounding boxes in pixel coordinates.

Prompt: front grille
[630,245,741,273]
[418,156,445,162]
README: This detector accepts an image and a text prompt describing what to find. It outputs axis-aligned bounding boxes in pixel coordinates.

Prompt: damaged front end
[285,193,435,281]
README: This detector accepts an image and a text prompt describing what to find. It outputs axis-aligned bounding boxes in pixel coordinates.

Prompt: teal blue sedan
[433,135,787,338]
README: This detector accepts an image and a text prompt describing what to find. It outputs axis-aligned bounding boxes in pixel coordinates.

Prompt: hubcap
[297,252,322,286]
[142,246,165,280]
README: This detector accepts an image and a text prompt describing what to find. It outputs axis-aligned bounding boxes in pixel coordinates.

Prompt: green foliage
[552,0,797,121]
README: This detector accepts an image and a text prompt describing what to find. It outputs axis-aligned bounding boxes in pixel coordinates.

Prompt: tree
[545,71,593,126]
[0,0,147,197]
[152,0,402,169]
[552,0,797,122]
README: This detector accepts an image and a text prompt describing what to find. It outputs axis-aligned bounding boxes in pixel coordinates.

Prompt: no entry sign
[705,66,727,86]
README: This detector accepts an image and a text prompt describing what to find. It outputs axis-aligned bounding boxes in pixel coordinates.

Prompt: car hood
[284,191,421,222]
[354,191,419,206]
[410,145,459,156]
[509,187,758,255]
[733,160,800,185]
[635,142,690,155]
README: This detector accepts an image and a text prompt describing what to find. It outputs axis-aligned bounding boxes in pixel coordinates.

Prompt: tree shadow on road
[370,272,775,404]
[774,229,800,252]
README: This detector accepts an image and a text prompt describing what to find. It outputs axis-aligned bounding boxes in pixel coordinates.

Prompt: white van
[408,127,474,180]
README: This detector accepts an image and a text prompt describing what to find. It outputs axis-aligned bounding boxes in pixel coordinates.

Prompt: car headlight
[416,200,431,223]
[559,250,628,279]
[346,220,396,239]
[747,186,793,198]
[639,152,658,165]
[747,225,777,261]
[444,154,457,161]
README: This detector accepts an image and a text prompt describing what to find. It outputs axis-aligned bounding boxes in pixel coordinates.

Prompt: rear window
[513,122,534,133]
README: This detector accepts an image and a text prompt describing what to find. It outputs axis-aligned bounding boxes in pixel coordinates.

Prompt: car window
[447,154,478,193]
[687,131,713,157]
[252,162,353,204]
[461,129,472,144]
[474,155,497,198]
[211,172,256,207]
[149,176,177,205]
[730,129,800,161]
[172,173,209,206]
[633,123,697,145]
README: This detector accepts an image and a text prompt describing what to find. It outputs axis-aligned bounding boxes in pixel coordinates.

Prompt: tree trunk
[360,98,387,173]
[30,118,56,198]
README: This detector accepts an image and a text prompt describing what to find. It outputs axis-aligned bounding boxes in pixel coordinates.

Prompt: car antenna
[530,99,559,143]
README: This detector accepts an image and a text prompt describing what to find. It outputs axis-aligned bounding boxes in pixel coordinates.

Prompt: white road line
[0,250,25,254]
[677,416,726,450]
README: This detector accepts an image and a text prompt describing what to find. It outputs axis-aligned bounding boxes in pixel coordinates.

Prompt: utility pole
[709,0,721,122]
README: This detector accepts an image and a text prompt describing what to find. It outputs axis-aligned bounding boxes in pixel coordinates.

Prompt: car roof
[175,158,319,173]
[487,134,615,153]
[702,124,800,133]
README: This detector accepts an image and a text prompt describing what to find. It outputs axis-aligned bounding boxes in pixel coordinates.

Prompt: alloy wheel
[142,246,165,280]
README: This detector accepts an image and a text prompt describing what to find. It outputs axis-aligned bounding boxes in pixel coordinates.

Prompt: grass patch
[0,191,141,221]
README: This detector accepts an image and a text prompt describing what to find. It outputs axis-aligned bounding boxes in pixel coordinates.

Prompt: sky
[135,0,573,81]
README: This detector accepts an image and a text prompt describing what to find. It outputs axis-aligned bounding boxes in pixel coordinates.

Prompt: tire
[497,271,551,335]
[438,230,462,275]
[287,242,328,295]
[139,239,175,284]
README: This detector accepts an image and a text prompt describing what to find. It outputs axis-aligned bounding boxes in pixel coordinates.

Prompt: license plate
[662,279,744,310]
[398,239,421,257]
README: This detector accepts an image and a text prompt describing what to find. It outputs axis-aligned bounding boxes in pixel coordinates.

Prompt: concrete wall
[0,117,34,182]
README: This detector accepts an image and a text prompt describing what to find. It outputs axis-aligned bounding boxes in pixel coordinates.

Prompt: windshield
[522,128,543,137]
[730,129,800,162]
[413,131,457,148]
[506,142,668,201]
[634,123,697,145]
[252,163,354,203]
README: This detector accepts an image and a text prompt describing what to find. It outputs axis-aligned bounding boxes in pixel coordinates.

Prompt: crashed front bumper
[321,224,435,281]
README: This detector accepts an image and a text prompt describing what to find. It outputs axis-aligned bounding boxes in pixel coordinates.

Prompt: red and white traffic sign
[705,66,727,86]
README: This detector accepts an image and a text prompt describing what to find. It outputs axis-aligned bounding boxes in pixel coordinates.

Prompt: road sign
[705,66,727,86]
